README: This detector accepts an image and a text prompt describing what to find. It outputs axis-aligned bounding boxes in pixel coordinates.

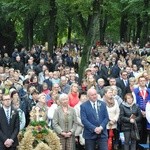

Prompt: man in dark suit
[116,70,129,98]
[142,71,150,88]
[101,60,112,86]
[111,60,124,78]
[0,94,19,150]
[80,88,109,150]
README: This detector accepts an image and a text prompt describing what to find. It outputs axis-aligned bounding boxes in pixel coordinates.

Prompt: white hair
[59,93,69,101]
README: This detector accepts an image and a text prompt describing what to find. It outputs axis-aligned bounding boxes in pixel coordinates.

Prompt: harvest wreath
[18,121,61,150]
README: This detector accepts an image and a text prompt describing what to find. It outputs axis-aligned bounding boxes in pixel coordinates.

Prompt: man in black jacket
[0,94,19,150]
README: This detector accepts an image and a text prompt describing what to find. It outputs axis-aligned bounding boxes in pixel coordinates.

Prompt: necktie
[6,109,10,124]
[93,103,96,111]
[141,90,146,99]
[93,103,99,118]
[124,80,128,86]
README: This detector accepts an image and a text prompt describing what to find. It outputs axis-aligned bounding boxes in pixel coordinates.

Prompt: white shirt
[90,100,98,112]
[146,102,150,123]
[48,103,58,127]
[123,80,128,86]
[133,71,140,78]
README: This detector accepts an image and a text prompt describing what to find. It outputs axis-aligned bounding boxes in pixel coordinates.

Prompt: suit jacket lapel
[9,108,14,124]
[2,107,10,125]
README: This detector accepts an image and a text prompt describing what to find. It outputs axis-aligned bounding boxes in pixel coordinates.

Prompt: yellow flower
[36,133,43,139]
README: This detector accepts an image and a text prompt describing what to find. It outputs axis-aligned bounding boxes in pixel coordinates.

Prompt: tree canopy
[0,0,150,77]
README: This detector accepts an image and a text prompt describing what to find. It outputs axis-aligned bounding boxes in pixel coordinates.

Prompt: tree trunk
[127,25,131,42]
[132,24,136,43]
[141,13,149,46]
[23,16,36,50]
[78,0,100,80]
[67,17,72,41]
[78,15,99,80]
[28,19,34,49]
[54,24,58,49]
[23,20,29,49]
[120,14,128,42]
[48,0,57,56]
[99,0,107,45]
[136,14,143,41]
[141,0,149,46]
[100,14,107,45]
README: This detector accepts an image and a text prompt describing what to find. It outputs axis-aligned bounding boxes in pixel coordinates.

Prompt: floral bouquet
[18,121,61,150]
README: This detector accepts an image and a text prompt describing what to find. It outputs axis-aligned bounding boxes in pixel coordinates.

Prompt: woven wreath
[18,121,61,150]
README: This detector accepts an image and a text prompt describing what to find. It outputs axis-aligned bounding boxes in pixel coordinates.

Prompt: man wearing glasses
[0,94,19,150]
[116,70,129,98]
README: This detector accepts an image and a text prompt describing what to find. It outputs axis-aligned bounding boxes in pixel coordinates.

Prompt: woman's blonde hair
[69,82,79,94]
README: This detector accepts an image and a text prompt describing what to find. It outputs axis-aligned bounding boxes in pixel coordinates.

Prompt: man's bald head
[87,88,98,102]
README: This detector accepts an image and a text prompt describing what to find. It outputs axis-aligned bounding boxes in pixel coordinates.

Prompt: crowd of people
[0,41,150,150]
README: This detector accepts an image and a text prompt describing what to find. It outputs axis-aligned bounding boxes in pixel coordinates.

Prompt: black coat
[0,107,19,148]
[116,78,128,98]
[119,102,142,132]
[101,65,112,85]
[12,61,25,74]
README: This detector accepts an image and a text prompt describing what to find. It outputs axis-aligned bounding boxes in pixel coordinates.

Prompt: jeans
[85,138,108,150]
[124,131,136,150]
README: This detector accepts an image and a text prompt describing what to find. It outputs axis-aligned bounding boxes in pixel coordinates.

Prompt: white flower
[97,101,101,111]
[11,110,15,118]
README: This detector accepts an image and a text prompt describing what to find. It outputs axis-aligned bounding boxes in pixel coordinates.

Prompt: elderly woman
[104,87,120,150]
[53,93,77,150]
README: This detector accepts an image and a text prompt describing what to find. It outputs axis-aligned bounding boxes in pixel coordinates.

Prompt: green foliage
[0,0,150,50]
[30,121,47,127]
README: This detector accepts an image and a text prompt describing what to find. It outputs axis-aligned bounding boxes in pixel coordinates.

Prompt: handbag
[131,121,140,141]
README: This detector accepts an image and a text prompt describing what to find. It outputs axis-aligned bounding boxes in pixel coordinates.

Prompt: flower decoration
[11,110,16,119]
[18,121,61,150]
[97,101,101,111]
[30,106,47,122]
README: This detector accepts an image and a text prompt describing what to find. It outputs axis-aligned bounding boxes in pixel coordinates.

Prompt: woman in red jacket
[68,83,80,107]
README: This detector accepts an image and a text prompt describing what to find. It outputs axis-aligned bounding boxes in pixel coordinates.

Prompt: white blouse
[106,100,120,129]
